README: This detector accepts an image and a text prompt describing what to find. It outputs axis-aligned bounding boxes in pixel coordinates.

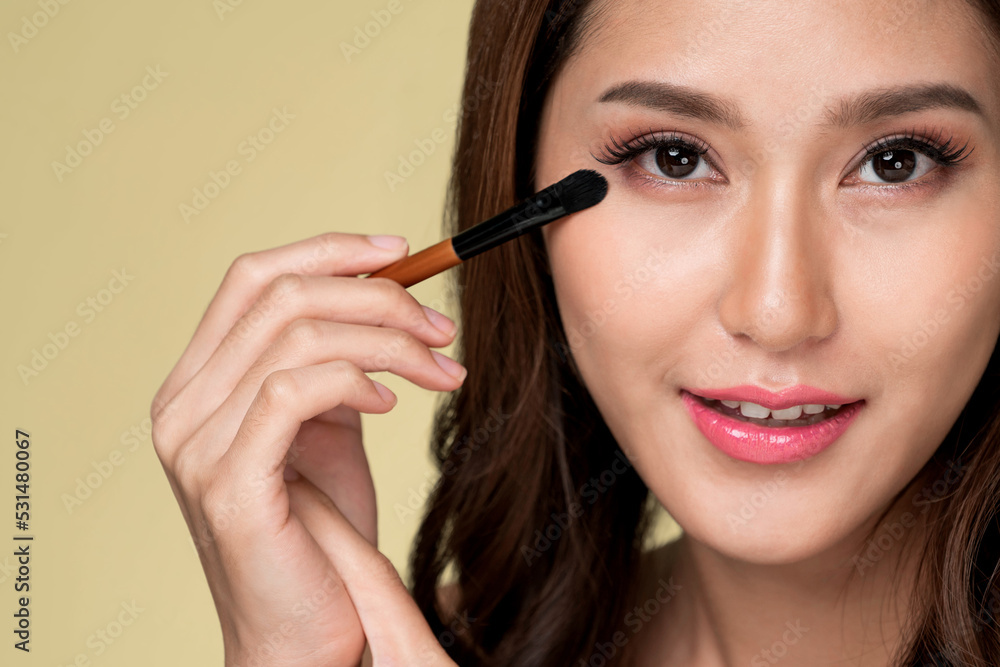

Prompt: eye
[853,130,973,186]
[592,130,718,184]
[635,143,713,180]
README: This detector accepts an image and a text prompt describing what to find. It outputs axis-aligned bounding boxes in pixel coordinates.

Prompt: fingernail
[367,234,407,250]
[372,379,397,404]
[422,305,457,336]
[431,350,467,381]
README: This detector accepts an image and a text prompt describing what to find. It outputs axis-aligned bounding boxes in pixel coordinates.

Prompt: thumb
[286,476,457,666]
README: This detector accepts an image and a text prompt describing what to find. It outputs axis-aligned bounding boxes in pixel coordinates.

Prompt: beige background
[0,1,678,664]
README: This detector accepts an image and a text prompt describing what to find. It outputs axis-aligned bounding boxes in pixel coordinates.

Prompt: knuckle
[366,551,404,588]
[150,390,167,420]
[150,410,178,461]
[282,318,324,352]
[264,272,304,305]
[200,485,233,532]
[369,277,412,313]
[313,232,344,257]
[171,446,193,483]
[330,360,370,396]
[171,447,202,493]
[370,330,421,369]
[258,369,299,410]
[228,251,263,284]
[188,516,219,555]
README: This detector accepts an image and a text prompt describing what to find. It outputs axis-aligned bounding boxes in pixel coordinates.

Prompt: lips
[692,384,860,411]
[681,386,865,464]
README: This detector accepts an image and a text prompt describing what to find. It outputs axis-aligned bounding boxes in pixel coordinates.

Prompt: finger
[287,476,456,666]
[158,276,459,449]
[217,360,397,498]
[153,232,411,418]
[285,418,377,546]
[173,318,465,465]
[206,472,366,663]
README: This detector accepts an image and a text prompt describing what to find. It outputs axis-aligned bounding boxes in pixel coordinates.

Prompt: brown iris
[655,145,700,178]
[871,149,917,183]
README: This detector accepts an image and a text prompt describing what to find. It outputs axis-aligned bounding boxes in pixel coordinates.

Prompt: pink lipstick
[680,385,865,464]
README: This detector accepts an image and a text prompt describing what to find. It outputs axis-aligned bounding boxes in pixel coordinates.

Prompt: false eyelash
[592,128,710,166]
[861,127,974,167]
[592,126,976,174]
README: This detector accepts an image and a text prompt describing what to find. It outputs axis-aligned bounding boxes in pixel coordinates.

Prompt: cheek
[869,250,1000,455]
[545,186,1000,464]
[849,198,1000,416]
[545,205,711,426]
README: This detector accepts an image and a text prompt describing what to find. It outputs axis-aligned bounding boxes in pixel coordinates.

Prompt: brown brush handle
[365,238,462,288]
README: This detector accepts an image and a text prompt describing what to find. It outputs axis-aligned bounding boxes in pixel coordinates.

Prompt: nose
[717,182,839,353]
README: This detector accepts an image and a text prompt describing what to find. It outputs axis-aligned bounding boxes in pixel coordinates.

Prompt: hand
[150,232,464,666]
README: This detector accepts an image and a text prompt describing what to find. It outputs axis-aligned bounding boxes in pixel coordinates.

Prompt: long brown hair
[407,1,1000,664]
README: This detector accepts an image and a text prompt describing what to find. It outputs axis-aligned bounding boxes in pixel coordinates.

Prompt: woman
[150,0,1000,664]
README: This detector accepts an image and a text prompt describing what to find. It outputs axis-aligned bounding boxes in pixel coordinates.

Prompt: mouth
[680,389,866,464]
[690,393,852,427]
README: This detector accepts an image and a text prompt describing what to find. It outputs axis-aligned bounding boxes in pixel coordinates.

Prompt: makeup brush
[365,169,608,288]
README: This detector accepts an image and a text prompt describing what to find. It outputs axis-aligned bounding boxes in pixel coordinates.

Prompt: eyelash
[593,128,711,170]
[591,125,974,187]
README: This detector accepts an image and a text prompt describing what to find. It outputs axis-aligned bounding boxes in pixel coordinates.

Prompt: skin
[536,0,1000,664]
[151,233,465,666]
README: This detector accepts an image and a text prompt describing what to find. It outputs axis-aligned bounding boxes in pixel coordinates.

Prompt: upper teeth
[718,400,841,420]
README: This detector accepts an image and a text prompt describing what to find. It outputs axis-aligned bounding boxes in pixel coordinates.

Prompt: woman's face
[537,0,1000,564]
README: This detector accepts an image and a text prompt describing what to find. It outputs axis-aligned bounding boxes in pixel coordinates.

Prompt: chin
[676,503,859,566]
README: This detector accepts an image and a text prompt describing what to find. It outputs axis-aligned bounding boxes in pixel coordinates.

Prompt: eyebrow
[597,81,986,129]
[598,80,748,130]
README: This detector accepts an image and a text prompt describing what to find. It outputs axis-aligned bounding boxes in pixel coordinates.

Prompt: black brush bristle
[555,169,609,214]
[450,169,610,261]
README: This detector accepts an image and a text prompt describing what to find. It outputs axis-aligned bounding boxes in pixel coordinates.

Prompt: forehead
[560,0,999,129]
